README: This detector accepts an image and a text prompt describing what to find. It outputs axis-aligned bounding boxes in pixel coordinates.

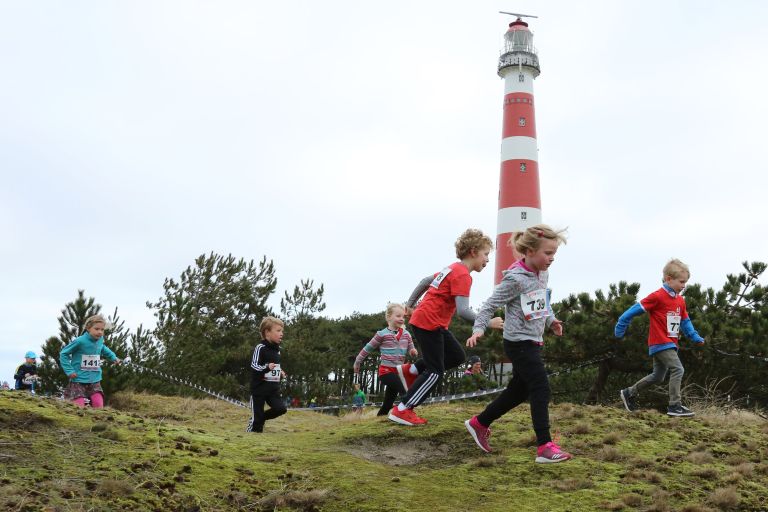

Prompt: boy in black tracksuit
[246,316,288,433]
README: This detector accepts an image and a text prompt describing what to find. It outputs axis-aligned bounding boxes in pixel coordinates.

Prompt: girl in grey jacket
[464,224,573,464]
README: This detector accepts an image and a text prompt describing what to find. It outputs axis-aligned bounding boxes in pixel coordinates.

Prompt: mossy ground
[1,391,767,511]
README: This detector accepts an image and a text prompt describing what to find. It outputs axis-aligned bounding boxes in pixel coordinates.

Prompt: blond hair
[663,258,690,280]
[385,303,404,321]
[511,224,568,255]
[259,316,284,338]
[84,314,107,330]
[455,229,494,259]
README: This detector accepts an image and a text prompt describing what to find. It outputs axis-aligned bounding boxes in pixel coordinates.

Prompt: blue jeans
[628,348,684,406]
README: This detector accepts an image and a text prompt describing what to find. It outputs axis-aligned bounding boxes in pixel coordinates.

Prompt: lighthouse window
[521,211,527,220]
[519,117,526,127]
[518,73,525,82]
[520,163,527,172]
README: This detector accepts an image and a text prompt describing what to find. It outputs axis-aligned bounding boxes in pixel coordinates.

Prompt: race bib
[521,288,551,321]
[23,375,38,385]
[80,354,101,371]
[430,267,452,289]
[666,313,681,338]
[265,364,281,382]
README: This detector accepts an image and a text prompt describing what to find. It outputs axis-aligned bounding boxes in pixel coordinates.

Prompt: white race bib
[430,267,452,289]
[666,313,681,338]
[521,288,551,321]
[265,364,281,383]
[80,354,101,371]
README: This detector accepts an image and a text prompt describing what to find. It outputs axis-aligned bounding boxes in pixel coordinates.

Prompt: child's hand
[68,372,77,379]
[404,306,414,317]
[280,370,287,378]
[353,365,360,375]
[409,348,418,357]
[489,317,504,330]
[268,363,276,370]
[115,359,122,365]
[466,332,483,348]
[551,319,564,336]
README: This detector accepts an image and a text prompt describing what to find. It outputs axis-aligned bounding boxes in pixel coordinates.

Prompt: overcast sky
[2,1,767,384]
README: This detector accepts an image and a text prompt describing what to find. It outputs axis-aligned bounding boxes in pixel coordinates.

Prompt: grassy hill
[1,391,767,511]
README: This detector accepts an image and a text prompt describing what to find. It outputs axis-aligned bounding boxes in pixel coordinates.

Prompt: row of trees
[35,254,768,409]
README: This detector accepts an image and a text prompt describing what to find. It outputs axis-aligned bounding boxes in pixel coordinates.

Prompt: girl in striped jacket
[354,303,418,416]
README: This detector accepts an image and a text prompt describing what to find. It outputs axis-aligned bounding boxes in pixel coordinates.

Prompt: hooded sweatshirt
[59,333,118,384]
[472,260,556,343]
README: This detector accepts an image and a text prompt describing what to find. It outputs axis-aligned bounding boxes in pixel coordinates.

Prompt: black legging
[402,325,465,409]
[377,372,406,416]
[477,340,552,446]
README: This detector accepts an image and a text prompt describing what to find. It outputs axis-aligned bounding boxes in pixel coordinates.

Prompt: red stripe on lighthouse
[502,93,536,138]
[498,160,541,209]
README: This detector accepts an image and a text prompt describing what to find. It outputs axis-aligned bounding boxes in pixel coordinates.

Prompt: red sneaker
[396,363,418,390]
[388,406,427,426]
[535,441,572,463]
[465,416,492,453]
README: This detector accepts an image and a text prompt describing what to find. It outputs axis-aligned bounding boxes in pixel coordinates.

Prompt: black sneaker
[620,388,637,412]
[667,404,695,417]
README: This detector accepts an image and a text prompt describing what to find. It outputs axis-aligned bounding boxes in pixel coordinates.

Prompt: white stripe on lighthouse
[501,136,538,163]
[497,206,542,234]
[503,72,535,95]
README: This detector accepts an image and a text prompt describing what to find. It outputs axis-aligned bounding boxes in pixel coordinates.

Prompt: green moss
[1,392,766,511]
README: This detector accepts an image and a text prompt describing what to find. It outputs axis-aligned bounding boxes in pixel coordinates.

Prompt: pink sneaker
[396,363,418,390]
[535,441,572,463]
[465,416,492,453]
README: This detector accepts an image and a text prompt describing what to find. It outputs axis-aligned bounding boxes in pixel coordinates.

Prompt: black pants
[477,340,551,446]
[247,390,287,432]
[402,325,465,409]
[377,372,406,416]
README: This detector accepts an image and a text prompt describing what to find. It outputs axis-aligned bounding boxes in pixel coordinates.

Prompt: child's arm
[455,296,476,322]
[614,304,645,338]
[100,344,120,363]
[59,339,81,377]
[250,345,269,375]
[405,276,433,309]
[13,365,25,381]
[354,334,383,373]
[405,332,417,356]
[468,278,520,345]
[681,318,705,343]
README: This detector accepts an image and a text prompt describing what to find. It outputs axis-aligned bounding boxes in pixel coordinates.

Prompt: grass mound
[1,391,766,511]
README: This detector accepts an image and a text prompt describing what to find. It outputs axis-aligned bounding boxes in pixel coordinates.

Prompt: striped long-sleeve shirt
[354,327,414,373]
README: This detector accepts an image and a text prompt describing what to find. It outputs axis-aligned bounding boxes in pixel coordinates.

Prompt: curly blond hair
[663,258,690,280]
[511,224,568,255]
[455,229,494,259]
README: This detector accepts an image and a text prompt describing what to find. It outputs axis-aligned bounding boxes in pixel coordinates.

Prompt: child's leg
[400,326,446,409]
[627,352,669,397]
[72,397,86,407]
[89,392,104,408]
[655,350,684,405]
[513,343,551,446]
[442,329,467,371]
[378,373,405,415]
[476,366,527,426]
[263,392,287,421]
[246,394,267,432]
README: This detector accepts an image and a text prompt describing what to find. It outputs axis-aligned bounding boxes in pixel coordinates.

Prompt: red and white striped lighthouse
[494,14,542,284]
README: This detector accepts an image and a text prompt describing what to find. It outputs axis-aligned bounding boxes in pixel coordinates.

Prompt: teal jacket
[59,333,118,384]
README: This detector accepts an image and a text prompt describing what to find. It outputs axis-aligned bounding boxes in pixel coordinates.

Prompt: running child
[388,228,502,426]
[14,351,39,393]
[464,225,573,463]
[60,315,121,408]
[353,303,418,416]
[247,316,288,433]
[615,258,705,417]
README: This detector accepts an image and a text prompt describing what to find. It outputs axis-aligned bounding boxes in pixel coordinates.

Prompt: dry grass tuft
[573,423,591,435]
[685,451,714,464]
[258,488,330,510]
[621,493,643,507]
[597,445,623,462]
[96,479,134,497]
[553,478,594,492]
[690,467,719,479]
[708,487,739,510]
[602,432,620,445]
[732,462,754,476]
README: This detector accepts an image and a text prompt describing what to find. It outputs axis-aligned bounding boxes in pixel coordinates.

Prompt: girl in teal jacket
[60,314,121,408]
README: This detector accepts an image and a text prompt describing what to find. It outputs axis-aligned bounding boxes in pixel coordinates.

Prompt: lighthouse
[494,13,542,284]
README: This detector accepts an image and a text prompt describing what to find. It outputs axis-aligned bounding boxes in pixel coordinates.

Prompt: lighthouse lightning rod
[499,11,538,19]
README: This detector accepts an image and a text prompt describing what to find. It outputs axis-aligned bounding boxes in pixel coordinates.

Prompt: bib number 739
[521,288,551,321]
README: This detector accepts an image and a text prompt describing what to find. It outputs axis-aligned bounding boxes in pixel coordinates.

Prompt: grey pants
[627,348,684,406]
